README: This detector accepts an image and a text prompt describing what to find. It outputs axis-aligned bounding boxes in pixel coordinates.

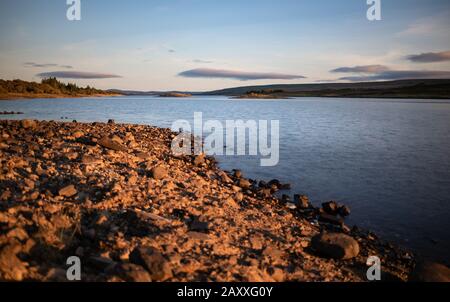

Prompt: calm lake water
[1,96,450,262]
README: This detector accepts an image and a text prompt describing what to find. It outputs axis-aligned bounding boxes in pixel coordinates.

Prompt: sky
[0,0,449,91]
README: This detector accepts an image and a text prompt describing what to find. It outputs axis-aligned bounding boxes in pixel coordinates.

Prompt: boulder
[97,136,127,152]
[322,201,339,215]
[115,263,152,282]
[21,120,37,130]
[58,185,77,197]
[238,178,252,189]
[294,194,310,209]
[151,166,168,180]
[338,205,351,217]
[130,247,173,281]
[409,261,450,282]
[311,232,360,260]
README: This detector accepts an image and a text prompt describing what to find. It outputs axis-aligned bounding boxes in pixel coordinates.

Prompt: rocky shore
[0,119,448,282]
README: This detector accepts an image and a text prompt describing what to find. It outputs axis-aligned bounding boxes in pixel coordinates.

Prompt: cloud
[330,64,450,81]
[330,65,390,73]
[406,51,450,63]
[36,71,122,79]
[178,68,306,81]
[338,70,450,82]
[192,59,213,64]
[24,62,73,69]
[398,11,450,37]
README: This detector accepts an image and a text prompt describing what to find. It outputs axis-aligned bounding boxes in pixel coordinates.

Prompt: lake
[1,96,449,262]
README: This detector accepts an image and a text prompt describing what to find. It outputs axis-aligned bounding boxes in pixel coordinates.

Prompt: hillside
[0,78,121,100]
[205,79,450,99]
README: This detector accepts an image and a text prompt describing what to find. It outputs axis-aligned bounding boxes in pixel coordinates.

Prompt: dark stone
[130,247,173,281]
[338,205,351,217]
[258,180,268,188]
[318,213,344,226]
[279,183,291,190]
[294,194,310,209]
[281,194,291,203]
[115,263,152,282]
[409,261,450,282]
[322,201,339,215]
[108,119,115,124]
[189,217,209,233]
[311,232,360,260]
[234,170,242,179]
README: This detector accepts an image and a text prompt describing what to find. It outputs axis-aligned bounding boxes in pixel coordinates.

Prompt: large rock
[294,194,310,209]
[409,261,450,282]
[98,136,127,152]
[58,185,77,197]
[318,213,344,226]
[151,166,168,180]
[311,232,360,260]
[130,247,173,281]
[115,263,152,282]
[322,201,339,215]
[238,179,252,190]
[21,119,37,130]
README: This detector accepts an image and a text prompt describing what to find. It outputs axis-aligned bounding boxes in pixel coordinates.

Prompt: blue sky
[0,0,449,90]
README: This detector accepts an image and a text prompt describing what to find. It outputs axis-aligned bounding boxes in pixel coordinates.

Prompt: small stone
[130,247,173,281]
[73,131,84,138]
[116,263,152,282]
[238,179,251,189]
[234,170,242,179]
[235,192,244,202]
[286,203,297,210]
[294,194,310,209]
[7,228,28,241]
[59,185,77,197]
[189,217,209,233]
[319,213,344,226]
[311,232,360,260]
[322,201,339,215]
[193,153,205,166]
[108,119,115,124]
[98,136,127,152]
[151,166,168,180]
[338,205,351,217]
[219,172,232,183]
[21,119,37,129]
[250,236,264,250]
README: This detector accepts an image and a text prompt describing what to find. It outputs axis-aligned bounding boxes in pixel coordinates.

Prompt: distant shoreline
[0,92,122,101]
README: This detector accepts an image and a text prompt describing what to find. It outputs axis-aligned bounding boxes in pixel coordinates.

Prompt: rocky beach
[0,119,448,282]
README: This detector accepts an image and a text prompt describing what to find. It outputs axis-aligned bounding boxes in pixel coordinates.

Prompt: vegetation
[245,89,284,95]
[207,79,450,99]
[0,78,117,99]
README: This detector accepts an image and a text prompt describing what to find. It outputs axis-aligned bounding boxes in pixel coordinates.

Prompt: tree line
[0,78,109,96]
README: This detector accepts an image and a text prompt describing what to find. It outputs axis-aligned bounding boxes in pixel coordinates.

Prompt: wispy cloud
[24,62,73,69]
[406,51,450,63]
[338,70,450,82]
[36,71,122,79]
[331,64,450,82]
[330,65,390,73]
[398,11,450,37]
[178,68,306,81]
[192,59,213,64]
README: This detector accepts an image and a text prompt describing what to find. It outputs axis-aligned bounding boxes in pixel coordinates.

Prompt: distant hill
[0,78,120,100]
[203,79,450,99]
